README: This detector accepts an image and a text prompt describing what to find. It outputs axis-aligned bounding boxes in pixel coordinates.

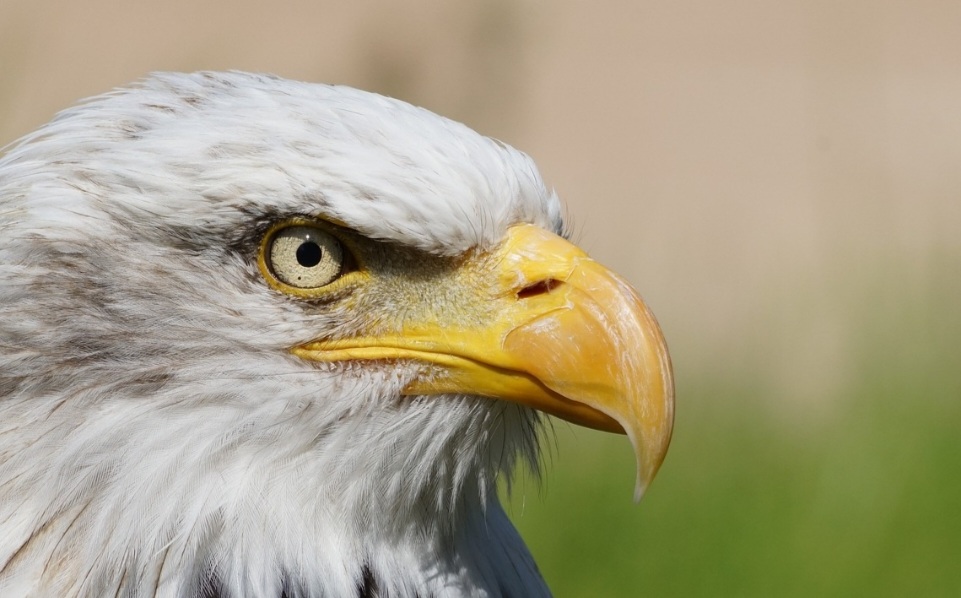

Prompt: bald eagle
[0,72,673,597]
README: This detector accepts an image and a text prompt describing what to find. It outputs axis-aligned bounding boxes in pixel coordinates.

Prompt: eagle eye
[265,225,345,289]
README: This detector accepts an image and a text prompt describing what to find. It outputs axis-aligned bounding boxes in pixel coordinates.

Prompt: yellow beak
[293,224,674,498]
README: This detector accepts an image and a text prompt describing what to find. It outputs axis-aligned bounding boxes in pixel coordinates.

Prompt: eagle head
[0,72,673,597]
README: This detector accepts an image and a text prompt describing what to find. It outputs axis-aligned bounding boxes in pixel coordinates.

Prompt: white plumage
[0,72,673,597]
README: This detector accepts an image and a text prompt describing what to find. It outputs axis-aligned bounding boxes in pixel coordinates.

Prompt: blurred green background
[508,262,961,596]
[2,1,959,595]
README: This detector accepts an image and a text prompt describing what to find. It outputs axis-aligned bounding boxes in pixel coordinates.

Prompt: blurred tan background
[2,0,957,405]
[2,1,959,595]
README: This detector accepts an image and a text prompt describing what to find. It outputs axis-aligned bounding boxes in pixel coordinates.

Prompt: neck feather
[0,364,549,597]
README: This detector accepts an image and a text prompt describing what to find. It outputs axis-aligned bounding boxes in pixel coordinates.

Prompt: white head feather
[0,72,564,597]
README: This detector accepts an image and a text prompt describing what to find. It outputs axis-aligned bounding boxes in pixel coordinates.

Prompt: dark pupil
[296,241,323,267]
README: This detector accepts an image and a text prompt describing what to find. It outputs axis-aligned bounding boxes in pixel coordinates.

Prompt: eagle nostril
[517,279,562,300]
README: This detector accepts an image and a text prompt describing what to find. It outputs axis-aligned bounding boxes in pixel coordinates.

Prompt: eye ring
[267,225,343,288]
[257,220,363,296]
